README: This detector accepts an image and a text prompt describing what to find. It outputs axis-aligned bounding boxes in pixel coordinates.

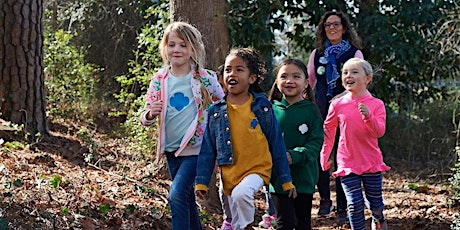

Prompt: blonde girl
[140,21,224,230]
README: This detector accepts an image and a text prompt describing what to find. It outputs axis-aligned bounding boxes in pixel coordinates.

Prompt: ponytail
[194,63,212,108]
[303,84,315,102]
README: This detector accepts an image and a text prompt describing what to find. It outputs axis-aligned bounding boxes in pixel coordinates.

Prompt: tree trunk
[170,0,230,213]
[170,0,229,71]
[0,0,48,136]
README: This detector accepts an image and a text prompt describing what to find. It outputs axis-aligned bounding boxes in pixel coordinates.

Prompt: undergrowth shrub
[44,29,102,122]
[113,2,168,158]
[381,91,459,180]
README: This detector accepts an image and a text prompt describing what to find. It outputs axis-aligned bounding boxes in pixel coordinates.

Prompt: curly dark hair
[314,11,362,53]
[227,48,267,93]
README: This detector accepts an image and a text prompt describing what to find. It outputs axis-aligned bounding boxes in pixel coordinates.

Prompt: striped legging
[340,172,385,230]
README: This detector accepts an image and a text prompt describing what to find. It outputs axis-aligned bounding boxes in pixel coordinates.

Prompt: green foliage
[12,179,24,187]
[43,0,154,98]
[228,0,286,90]
[49,175,62,189]
[44,29,102,122]
[125,204,136,214]
[381,95,458,171]
[407,183,430,193]
[61,207,70,216]
[114,1,168,157]
[99,203,110,215]
[2,141,25,151]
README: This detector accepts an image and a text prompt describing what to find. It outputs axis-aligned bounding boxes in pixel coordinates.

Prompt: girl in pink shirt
[320,58,390,230]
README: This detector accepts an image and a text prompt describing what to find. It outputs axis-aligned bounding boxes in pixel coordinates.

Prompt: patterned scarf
[323,39,351,96]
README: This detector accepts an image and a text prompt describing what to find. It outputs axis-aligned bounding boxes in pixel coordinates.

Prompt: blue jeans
[341,173,385,230]
[166,154,202,230]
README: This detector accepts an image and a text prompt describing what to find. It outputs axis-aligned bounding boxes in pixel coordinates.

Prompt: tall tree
[0,0,48,136]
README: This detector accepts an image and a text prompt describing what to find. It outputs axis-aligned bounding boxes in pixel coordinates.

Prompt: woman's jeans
[166,154,201,230]
[341,173,385,230]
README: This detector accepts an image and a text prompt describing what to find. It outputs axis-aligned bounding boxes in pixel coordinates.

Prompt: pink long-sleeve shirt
[320,92,391,177]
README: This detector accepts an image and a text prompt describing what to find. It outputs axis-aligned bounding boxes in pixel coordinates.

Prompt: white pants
[228,174,264,230]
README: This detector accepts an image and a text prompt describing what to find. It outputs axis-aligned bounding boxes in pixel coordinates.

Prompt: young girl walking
[268,59,324,230]
[139,21,224,230]
[320,58,390,230]
[195,48,296,230]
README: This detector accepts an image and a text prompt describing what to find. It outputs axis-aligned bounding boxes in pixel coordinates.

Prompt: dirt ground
[0,119,459,229]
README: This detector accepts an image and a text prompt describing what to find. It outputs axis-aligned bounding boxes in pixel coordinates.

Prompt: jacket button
[213,112,218,117]
[226,140,231,145]
[264,107,269,112]
[224,113,228,118]
[229,157,232,161]
[225,127,229,131]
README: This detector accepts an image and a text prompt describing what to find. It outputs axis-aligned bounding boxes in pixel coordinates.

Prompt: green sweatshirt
[271,98,324,194]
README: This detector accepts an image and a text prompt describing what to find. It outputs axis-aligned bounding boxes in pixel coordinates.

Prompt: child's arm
[195,110,218,198]
[360,100,386,138]
[140,73,162,126]
[265,104,295,188]
[288,108,324,165]
[320,103,338,171]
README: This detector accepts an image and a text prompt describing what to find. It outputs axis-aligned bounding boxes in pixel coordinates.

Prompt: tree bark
[0,0,48,136]
[170,0,230,213]
[170,0,229,71]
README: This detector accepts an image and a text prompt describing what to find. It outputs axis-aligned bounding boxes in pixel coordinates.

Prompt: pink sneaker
[220,220,233,230]
[258,214,276,229]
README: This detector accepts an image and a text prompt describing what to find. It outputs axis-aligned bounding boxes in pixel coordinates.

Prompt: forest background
[0,0,459,229]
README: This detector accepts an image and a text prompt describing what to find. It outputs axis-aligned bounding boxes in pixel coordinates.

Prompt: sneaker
[371,219,388,230]
[220,220,233,230]
[258,213,276,229]
[318,199,334,217]
[269,214,277,228]
[336,209,349,224]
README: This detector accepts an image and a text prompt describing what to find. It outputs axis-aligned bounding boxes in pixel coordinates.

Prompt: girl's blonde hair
[344,58,374,88]
[159,21,212,108]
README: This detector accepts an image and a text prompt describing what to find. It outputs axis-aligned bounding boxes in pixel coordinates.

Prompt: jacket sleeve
[289,108,324,165]
[140,71,162,126]
[362,99,386,138]
[195,107,218,190]
[320,102,338,170]
[266,105,293,188]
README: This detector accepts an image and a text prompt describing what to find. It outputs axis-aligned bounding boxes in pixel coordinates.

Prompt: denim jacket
[196,92,293,189]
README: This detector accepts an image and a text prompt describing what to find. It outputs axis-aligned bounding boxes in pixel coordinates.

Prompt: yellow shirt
[221,95,273,195]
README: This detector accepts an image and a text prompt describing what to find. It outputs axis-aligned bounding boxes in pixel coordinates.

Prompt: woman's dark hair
[314,11,362,53]
[268,58,315,103]
[226,48,266,93]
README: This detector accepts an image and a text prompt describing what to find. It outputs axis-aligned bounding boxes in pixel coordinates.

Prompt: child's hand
[147,100,163,119]
[196,190,207,200]
[286,152,292,165]
[358,103,369,117]
[288,187,297,198]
